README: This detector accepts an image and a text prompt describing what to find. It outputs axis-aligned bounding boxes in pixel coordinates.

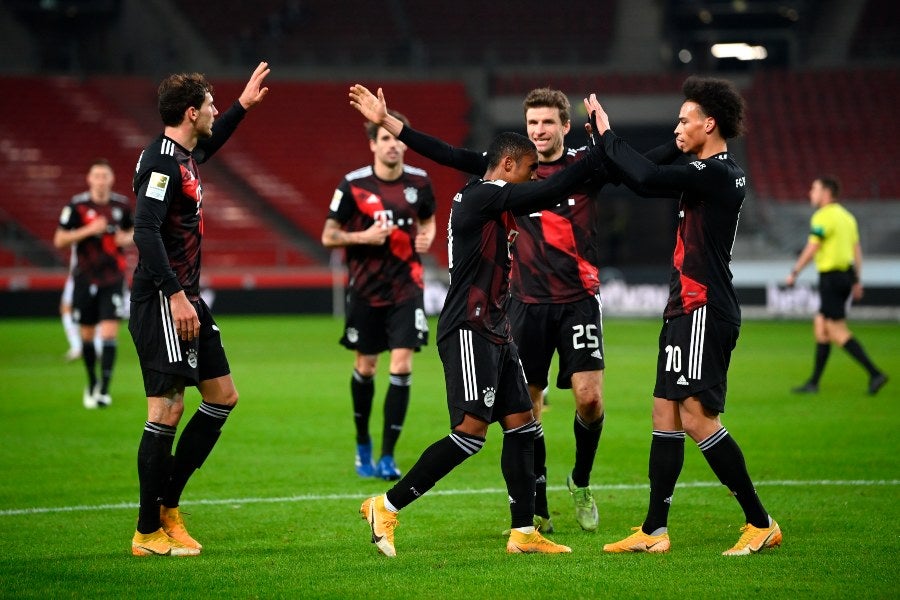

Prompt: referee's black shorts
[818,268,855,320]
[129,291,230,396]
[653,306,739,414]
[438,328,532,429]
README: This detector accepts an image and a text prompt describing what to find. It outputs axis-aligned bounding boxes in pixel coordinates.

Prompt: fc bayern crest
[404,187,418,204]
[482,387,496,408]
[346,327,359,343]
[187,348,198,369]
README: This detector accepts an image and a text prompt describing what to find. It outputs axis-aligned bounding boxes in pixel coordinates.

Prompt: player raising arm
[584,77,782,556]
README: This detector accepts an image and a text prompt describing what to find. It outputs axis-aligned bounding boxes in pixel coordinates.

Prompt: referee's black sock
[642,430,684,535]
[842,337,881,377]
[533,423,549,519]
[502,420,537,529]
[381,372,411,457]
[699,427,769,528]
[163,401,233,508]
[351,369,374,445]
[386,431,484,510]
[82,342,98,391]
[572,412,604,488]
[810,342,831,385]
[137,422,176,534]
[99,339,117,395]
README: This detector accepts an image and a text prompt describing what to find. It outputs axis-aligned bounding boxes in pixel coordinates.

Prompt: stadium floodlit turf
[0,315,897,598]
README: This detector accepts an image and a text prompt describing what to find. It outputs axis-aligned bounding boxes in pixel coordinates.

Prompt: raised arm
[195,62,270,163]
[350,84,486,175]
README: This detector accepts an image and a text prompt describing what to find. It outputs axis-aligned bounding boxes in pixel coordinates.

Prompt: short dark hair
[158,73,213,127]
[682,76,745,139]
[365,110,410,140]
[523,88,571,125]
[88,158,111,171]
[816,175,841,198]
[485,132,536,170]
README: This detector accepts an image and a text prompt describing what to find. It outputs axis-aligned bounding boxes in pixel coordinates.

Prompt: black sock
[99,340,117,395]
[137,422,176,534]
[162,401,233,508]
[699,427,769,528]
[386,431,484,510]
[533,423,548,519]
[810,342,830,384]
[842,338,880,377]
[351,370,374,445]
[642,430,685,534]
[381,373,411,457]
[572,412,604,488]
[502,420,537,529]
[82,342,97,390]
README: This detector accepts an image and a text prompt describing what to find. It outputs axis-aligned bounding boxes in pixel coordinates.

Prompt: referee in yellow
[786,176,887,395]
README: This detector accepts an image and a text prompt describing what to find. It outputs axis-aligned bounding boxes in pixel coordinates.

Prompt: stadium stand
[744,68,900,200]
[850,0,900,59]
[0,76,314,269]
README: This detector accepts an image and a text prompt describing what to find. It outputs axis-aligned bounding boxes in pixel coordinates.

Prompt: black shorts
[340,295,429,354]
[653,306,739,414]
[72,279,126,325]
[128,291,230,396]
[818,269,855,320]
[508,295,605,390]
[438,328,532,428]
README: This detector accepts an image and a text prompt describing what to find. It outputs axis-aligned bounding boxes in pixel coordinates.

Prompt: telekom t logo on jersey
[374,210,394,227]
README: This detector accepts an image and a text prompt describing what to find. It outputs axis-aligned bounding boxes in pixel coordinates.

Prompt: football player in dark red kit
[360,131,609,557]
[585,77,781,556]
[128,62,270,557]
[54,158,133,409]
[322,110,436,482]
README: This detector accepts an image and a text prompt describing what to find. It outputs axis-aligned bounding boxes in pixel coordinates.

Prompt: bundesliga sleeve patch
[329,189,343,212]
[145,172,170,201]
[59,205,71,225]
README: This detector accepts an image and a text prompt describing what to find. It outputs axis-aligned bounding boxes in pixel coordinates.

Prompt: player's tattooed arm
[322,218,394,247]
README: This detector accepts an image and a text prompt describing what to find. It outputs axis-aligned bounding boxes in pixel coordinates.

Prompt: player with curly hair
[585,76,782,556]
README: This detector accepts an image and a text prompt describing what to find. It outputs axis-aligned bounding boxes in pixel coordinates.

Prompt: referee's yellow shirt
[809,203,859,273]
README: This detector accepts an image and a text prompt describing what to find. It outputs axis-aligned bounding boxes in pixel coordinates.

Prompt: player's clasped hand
[359,221,396,245]
[169,291,201,341]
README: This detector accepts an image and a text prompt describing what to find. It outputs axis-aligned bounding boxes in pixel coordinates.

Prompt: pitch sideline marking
[1,479,897,517]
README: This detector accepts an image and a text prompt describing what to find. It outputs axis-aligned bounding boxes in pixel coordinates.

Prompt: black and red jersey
[600,130,744,324]
[131,101,246,302]
[437,156,597,345]
[57,191,133,287]
[328,165,435,307]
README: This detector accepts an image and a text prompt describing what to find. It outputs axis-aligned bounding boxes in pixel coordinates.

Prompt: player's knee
[574,387,603,417]
[220,388,239,408]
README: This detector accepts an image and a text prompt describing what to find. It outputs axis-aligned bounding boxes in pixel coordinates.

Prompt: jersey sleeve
[417,179,436,221]
[57,200,80,230]
[327,179,357,224]
[808,211,827,243]
[118,199,135,231]
[193,101,247,163]
[399,126,487,175]
[600,130,727,198]
[132,160,183,297]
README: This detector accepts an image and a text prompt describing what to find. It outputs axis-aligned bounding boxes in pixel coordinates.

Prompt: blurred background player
[128,63,270,557]
[322,110,436,481]
[349,84,680,532]
[53,158,133,408]
[786,176,887,395]
[586,77,781,556]
[360,131,608,557]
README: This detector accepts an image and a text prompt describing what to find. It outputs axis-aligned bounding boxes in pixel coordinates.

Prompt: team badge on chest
[404,187,418,204]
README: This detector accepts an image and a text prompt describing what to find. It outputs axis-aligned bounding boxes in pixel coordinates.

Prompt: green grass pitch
[0,315,897,598]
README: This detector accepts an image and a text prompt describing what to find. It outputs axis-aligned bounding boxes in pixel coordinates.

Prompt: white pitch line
[1,479,897,517]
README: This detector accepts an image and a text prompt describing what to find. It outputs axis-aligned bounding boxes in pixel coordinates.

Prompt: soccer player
[322,110,436,481]
[786,177,887,395]
[54,159,133,408]
[359,131,608,557]
[584,77,782,556]
[128,62,270,557]
[349,85,681,532]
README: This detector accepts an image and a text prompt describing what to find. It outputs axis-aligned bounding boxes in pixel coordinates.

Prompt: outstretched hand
[583,94,611,135]
[239,61,271,110]
[349,84,388,124]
